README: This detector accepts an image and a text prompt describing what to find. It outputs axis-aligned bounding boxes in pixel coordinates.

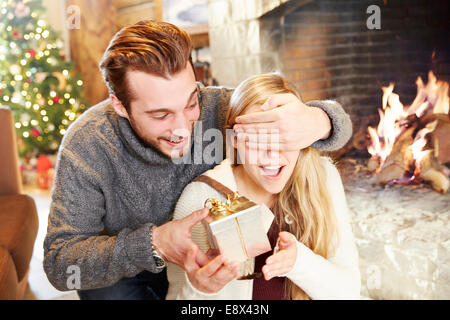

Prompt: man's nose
[171,114,191,138]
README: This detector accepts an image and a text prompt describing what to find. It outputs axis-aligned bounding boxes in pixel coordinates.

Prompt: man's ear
[110,94,129,119]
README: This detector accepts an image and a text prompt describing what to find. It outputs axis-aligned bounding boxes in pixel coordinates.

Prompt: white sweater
[166,157,361,300]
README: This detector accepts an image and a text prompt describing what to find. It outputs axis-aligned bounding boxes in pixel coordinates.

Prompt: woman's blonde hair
[226,73,339,300]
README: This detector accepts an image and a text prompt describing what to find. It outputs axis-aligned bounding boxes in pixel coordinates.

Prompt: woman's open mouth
[259,165,285,179]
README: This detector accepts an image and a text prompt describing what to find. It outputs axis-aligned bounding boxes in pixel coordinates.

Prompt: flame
[407,71,449,116]
[368,71,449,170]
[409,120,438,167]
[368,83,408,163]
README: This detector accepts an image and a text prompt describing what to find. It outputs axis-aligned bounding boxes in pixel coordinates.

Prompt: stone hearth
[337,157,450,299]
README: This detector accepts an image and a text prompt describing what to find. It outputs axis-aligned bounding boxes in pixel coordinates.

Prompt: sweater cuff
[124,222,162,273]
[307,100,353,152]
[281,240,311,279]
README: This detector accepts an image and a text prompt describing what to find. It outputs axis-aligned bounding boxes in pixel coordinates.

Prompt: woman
[166,73,360,300]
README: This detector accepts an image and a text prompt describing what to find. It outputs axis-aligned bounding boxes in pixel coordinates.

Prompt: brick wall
[278,0,450,149]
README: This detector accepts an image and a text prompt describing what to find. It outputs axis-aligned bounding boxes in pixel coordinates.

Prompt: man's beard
[128,115,192,160]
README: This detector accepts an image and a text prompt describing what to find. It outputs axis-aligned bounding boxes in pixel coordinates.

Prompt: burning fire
[367,71,450,193]
[367,83,407,164]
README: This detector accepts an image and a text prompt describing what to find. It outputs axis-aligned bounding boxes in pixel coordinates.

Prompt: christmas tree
[0,0,87,158]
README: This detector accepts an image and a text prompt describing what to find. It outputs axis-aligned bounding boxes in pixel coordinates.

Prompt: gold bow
[204,192,240,217]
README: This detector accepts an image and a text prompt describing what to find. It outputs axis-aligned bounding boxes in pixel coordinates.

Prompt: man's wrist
[314,107,332,140]
[150,226,166,261]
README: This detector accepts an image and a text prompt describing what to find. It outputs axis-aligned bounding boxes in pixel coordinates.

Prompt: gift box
[202,193,274,262]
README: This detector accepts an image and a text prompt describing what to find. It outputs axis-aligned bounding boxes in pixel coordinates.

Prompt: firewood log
[419,113,449,126]
[419,152,450,194]
[416,113,450,165]
[376,126,416,184]
[368,155,381,172]
[431,118,450,166]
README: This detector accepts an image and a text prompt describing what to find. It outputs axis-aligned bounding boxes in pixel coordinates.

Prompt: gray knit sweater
[43,84,352,291]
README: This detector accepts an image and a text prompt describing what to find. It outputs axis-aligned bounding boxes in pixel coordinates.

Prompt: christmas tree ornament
[31,128,41,138]
[34,72,48,83]
[52,71,67,90]
[15,1,31,17]
[28,49,36,58]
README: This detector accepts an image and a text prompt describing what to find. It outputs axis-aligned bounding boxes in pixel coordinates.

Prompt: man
[43,20,352,300]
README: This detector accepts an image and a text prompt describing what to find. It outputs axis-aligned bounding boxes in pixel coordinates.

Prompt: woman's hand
[262,231,297,280]
[184,246,241,294]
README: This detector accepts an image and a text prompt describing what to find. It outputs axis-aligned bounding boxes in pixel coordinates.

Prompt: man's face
[114,65,200,159]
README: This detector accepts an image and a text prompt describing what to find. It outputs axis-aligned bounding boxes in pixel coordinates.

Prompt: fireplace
[207,0,450,299]
[367,72,449,194]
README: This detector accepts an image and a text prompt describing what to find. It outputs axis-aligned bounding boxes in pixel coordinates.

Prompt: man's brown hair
[99,20,194,111]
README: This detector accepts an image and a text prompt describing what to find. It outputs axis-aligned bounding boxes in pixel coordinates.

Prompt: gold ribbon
[204,192,240,217]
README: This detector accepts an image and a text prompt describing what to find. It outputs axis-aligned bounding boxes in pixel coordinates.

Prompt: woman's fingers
[278,231,296,249]
[262,262,291,280]
[263,251,293,280]
[262,232,298,280]
[266,249,289,268]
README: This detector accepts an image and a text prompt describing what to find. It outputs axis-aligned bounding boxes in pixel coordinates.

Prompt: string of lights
[0,0,87,158]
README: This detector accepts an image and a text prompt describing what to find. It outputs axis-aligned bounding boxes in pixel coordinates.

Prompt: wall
[66,0,118,106]
[114,0,161,27]
[42,0,64,32]
[41,0,120,106]
[41,0,69,58]
[207,0,295,87]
